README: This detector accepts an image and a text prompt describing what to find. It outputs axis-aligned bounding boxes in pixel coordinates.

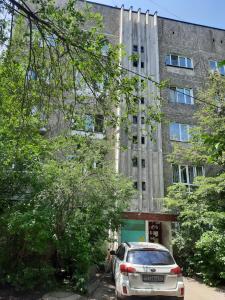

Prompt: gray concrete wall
[158,17,225,192]
[77,2,225,207]
[119,8,164,213]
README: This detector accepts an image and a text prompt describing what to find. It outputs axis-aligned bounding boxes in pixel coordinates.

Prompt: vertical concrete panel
[161,222,172,252]
[118,9,164,213]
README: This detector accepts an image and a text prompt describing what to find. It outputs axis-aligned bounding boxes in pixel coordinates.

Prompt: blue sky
[88,0,225,30]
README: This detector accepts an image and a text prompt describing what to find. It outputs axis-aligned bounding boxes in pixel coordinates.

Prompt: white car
[110,242,184,300]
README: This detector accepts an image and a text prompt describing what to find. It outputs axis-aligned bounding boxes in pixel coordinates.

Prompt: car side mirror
[110,250,116,255]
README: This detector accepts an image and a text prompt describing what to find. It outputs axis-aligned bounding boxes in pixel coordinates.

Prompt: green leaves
[166,173,225,285]
[0,131,134,290]
[217,60,225,67]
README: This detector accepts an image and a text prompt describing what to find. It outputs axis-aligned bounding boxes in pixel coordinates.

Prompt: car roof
[124,242,169,251]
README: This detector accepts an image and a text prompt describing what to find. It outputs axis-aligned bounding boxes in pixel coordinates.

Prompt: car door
[114,245,126,282]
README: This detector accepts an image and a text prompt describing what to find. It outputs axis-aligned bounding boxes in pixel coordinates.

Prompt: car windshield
[127,249,175,265]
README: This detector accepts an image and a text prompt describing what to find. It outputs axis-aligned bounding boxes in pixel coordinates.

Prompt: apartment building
[86,1,225,250]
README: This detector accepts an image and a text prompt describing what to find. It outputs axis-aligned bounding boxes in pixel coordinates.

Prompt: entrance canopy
[122,212,177,222]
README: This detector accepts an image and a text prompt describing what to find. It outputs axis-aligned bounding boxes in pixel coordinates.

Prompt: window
[132,157,138,167]
[133,116,138,124]
[133,45,144,53]
[170,123,193,142]
[142,182,146,191]
[141,136,145,144]
[172,164,179,183]
[133,45,138,52]
[116,245,125,260]
[141,159,145,168]
[165,55,193,69]
[172,165,205,187]
[141,61,144,68]
[170,87,194,105]
[209,60,225,75]
[141,97,145,104]
[95,115,104,132]
[127,250,174,265]
[133,136,138,144]
[133,60,138,67]
[85,115,94,132]
[133,182,138,189]
[141,117,145,124]
[196,166,204,176]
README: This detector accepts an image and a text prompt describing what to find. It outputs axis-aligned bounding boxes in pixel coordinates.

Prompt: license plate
[142,274,164,282]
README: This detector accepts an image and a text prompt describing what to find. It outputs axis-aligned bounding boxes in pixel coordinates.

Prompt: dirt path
[89,274,225,300]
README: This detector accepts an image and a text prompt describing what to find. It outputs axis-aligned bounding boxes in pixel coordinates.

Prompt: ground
[0,275,224,299]
[89,274,225,300]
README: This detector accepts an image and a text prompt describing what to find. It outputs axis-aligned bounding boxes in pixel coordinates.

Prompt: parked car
[110,242,184,300]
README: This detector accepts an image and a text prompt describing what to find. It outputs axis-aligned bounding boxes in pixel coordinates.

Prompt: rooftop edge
[85,0,225,32]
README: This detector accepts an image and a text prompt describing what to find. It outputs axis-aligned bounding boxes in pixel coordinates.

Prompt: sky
[88,0,225,30]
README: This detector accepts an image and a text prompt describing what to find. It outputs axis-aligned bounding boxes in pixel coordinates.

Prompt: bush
[166,176,225,286]
[195,232,225,285]
[0,158,133,291]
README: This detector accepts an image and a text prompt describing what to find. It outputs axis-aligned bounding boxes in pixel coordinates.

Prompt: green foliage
[166,175,225,285]
[195,232,225,285]
[0,11,136,291]
[0,0,163,134]
[0,0,163,292]
[0,61,134,290]
[0,137,133,291]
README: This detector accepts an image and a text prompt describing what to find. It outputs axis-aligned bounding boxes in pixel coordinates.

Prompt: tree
[0,0,165,291]
[0,0,163,131]
[166,73,225,286]
[0,0,139,291]
[0,142,134,291]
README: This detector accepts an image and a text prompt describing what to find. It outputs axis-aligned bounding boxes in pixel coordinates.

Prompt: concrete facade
[119,8,164,213]
[158,17,225,192]
[82,1,225,248]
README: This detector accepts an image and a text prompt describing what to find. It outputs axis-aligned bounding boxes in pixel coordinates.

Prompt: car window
[116,245,125,260]
[127,250,174,265]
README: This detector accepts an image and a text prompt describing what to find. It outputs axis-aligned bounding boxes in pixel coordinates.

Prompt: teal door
[121,220,146,242]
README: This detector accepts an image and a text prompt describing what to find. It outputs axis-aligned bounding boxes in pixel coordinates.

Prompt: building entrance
[121,219,146,242]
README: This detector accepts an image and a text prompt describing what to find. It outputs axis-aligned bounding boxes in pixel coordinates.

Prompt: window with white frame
[209,60,225,75]
[170,87,194,105]
[165,55,193,69]
[170,123,193,142]
[172,165,205,186]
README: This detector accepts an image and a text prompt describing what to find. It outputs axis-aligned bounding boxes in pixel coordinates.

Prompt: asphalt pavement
[89,274,225,300]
